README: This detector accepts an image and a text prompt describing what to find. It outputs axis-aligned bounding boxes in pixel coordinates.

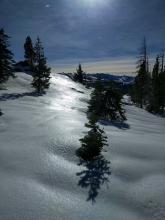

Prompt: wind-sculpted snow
[0,72,165,220]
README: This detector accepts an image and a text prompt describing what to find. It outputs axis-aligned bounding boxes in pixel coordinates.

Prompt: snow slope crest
[0,72,165,220]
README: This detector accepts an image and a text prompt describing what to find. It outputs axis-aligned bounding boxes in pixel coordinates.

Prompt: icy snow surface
[0,72,165,220]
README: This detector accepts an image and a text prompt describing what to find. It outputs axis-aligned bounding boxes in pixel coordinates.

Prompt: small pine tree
[0,28,15,84]
[88,79,104,117]
[24,36,35,68]
[103,86,126,121]
[76,117,108,161]
[74,64,84,83]
[32,37,51,94]
[88,80,126,121]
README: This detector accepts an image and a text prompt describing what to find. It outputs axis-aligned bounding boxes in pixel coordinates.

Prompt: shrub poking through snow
[76,117,108,161]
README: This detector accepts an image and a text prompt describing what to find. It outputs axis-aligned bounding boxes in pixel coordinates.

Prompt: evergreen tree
[133,38,151,108]
[88,79,104,118]
[160,52,164,73]
[76,116,108,161]
[24,36,35,67]
[150,55,160,113]
[146,53,165,114]
[88,81,126,121]
[103,86,126,120]
[0,28,15,84]
[158,53,165,113]
[32,37,51,94]
[74,64,84,83]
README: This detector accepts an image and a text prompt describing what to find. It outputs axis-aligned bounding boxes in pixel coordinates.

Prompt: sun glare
[82,0,108,7]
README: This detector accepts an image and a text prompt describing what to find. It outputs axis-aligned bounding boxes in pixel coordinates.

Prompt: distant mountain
[86,73,135,86]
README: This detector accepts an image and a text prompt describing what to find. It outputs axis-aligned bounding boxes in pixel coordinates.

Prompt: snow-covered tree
[0,28,15,84]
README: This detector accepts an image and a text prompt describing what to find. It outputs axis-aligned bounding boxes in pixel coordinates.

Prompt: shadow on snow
[76,155,111,204]
[99,119,130,130]
[0,92,41,101]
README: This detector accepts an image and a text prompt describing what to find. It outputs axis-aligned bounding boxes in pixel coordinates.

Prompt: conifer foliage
[0,28,15,84]
[32,37,51,94]
[133,38,151,108]
[74,64,84,84]
[76,116,108,161]
[131,38,165,115]
[147,54,165,113]
[76,78,126,161]
[24,36,35,68]
[88,80,126,121]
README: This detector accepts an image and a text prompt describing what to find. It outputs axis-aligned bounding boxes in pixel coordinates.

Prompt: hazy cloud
[1,0,165,73]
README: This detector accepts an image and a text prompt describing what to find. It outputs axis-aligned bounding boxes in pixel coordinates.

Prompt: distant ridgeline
[86,73,135,86]
[14,61,33,74]
[58,72,135,92]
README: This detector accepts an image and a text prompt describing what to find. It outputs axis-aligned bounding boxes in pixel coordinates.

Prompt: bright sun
[82,0,107,7]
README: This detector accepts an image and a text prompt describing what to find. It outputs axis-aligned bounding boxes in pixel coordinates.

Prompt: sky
[0,0,165,74]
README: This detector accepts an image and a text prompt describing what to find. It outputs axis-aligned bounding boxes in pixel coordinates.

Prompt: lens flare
[82,0,108,7]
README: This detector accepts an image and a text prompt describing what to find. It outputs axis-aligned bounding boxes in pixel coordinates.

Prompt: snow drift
[0,72,165,220]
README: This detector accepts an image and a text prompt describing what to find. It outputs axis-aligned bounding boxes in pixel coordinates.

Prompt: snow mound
[0,72,165,220]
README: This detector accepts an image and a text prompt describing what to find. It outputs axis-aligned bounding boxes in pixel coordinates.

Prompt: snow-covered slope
[0,72,165,220]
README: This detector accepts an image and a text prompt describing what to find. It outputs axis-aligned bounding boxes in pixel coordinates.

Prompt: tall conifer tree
[0,28,15,84]
[133,38,151,108]
[159,53,165,113]
[24,36,35,67]
[32,37,51,94]
[74,64,84,83]
[151,56,160,112]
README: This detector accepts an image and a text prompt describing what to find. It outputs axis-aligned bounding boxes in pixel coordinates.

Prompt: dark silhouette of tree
[24,36,35,68]
[147,53,165,114]
[103,86,126,120]
[88,79,104,118]
[76,116,108,161]
[0,28,15,84]
[74,64,84,83]
[158,52,165,113]
[88,81,126,121]
[32,37,51,94]
[148,55,160,113]
[133,38,151,108]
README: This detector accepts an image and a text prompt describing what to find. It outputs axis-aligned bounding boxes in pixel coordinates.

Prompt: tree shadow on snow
[0,92,40,101]
[99,119,130,130]
[76,155,111,204]
[0,110,3,116]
